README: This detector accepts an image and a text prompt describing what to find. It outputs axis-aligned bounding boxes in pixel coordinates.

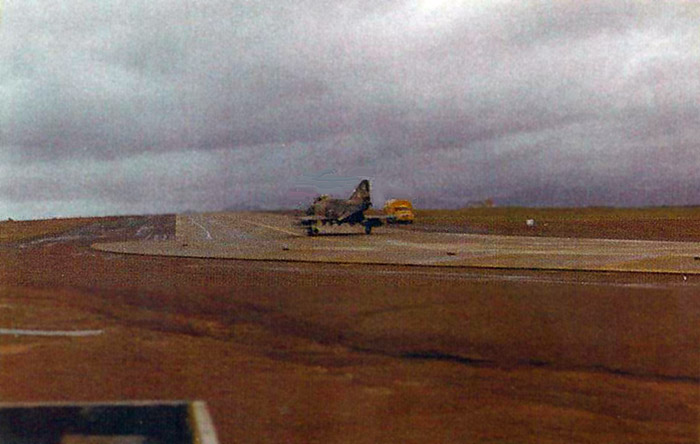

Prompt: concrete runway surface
[94,212,700,274]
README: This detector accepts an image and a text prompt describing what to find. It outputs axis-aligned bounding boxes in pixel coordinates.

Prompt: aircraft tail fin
[349,180,371,203]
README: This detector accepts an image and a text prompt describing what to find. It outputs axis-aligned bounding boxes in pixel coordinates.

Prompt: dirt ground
[1,211,699,443]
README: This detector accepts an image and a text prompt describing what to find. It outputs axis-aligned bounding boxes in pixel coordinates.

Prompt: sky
[0,0,699,219]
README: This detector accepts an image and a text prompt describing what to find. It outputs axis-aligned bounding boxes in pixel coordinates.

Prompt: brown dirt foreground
[0,213,699,443]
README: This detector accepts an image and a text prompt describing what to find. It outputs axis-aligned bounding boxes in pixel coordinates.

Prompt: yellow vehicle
[383,199,415,224]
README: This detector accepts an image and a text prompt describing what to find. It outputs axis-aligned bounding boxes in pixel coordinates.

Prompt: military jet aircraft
[298,180,393,235]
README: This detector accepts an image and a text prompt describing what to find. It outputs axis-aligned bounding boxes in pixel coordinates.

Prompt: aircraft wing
[298,214,395,235]
[298,216,331,226]
[364,215,395,221]
[299,214,395,225]
[363,214,396,227]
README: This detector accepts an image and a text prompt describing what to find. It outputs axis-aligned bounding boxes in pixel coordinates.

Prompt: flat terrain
[1,209,699,443]
[97,211,700,274]
[417,206,700,241]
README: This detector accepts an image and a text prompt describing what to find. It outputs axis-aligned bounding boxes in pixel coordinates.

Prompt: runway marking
[239,219,301,236]
[0,328,104,337]
[188,216,213,240]
[310,246,376,251]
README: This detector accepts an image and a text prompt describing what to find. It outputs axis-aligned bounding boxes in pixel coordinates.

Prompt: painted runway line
[188,216,213,240]
[0,328,104,337]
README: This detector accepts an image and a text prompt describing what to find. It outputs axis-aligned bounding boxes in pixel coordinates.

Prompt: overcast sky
[1,0,699,219]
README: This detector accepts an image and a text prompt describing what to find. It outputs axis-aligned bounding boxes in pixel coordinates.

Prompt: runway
[3,213,700,443]
[93,211,700,274]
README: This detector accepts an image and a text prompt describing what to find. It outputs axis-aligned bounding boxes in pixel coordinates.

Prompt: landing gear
[306,226,320,236]
[362,218,382,235]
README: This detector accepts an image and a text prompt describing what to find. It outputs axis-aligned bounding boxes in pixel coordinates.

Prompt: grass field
[414,206,700,241]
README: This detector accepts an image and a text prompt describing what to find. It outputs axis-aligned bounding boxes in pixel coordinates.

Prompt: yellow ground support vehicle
[383,199,415,224]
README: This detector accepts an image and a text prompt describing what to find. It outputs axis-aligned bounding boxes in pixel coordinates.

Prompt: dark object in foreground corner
[0,401,218,444]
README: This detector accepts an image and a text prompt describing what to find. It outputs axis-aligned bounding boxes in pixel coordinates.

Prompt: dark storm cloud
[1,0,699,218]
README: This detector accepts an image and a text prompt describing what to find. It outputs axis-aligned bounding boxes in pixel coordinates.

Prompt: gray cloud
[1,0,699,219]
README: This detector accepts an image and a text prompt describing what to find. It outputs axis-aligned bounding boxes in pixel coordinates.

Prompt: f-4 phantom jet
[299,180,394,235]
